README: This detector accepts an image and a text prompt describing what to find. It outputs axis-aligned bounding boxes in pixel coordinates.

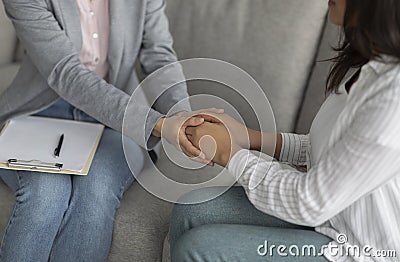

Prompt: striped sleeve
[228,85,400,227]
[279,133,310,167]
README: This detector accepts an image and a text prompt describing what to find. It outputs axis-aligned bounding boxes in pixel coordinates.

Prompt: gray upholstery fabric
[296,23,340,133]
[166,0,328,132]
[0,0,335,261]
[108,181,173,262]
[0,63,19,95]
[0,3,16,66]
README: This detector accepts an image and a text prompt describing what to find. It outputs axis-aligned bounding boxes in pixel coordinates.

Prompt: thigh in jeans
[47,128,144,262]
[0,169,71,262]
[172,224,331,262]
[169,186,310,251]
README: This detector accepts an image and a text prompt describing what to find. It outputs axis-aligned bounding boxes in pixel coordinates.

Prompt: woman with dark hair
[170,0,400,261]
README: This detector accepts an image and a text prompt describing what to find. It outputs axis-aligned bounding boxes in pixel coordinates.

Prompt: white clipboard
[0,116,104,175]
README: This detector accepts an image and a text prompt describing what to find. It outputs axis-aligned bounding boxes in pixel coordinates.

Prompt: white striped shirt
[228,57,400,261]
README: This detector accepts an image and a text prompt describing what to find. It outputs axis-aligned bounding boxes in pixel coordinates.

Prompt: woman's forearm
[248,129,282,160]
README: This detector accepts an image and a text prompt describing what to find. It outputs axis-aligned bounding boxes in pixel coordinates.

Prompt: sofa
[0,0,338,261]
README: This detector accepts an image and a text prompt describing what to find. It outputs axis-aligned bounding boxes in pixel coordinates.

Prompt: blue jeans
[0,99,145,262]
[170,187,331,262]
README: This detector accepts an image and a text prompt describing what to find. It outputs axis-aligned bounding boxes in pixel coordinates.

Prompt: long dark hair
[326,0,400,93]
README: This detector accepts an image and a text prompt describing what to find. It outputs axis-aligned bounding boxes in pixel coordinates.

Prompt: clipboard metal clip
[7,159,63,171]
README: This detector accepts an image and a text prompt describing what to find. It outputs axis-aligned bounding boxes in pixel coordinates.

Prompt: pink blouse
[76,0,110,79]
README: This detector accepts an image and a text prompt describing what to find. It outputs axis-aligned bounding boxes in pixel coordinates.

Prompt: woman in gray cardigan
[0,0,215,261]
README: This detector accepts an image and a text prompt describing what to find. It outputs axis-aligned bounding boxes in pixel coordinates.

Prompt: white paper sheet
[0,116,104,172]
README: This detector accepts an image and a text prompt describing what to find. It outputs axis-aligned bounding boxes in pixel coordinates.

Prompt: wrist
[274,133,282,160]
[248,128,261,151]
[220,143,242,167]
[249,131,281,158]
[152,117,165,138]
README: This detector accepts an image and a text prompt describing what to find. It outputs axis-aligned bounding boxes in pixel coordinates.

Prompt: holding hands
[183,111,280,166]
[186,121,243,167]
[186,112,252,167]
[153,108,278,167]
[152,108,227,165]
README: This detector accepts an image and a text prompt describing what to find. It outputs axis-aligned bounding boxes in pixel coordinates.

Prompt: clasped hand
[154,109,252,167]
[186,113,251,166]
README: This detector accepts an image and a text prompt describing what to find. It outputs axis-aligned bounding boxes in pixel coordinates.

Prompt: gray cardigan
[0,0,190,149]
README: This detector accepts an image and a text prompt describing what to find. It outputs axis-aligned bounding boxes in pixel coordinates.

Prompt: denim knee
[170,188,231,249]
[171,202,198,223]
[15,174,71,224]
[170,202,201,237]
[171,225,218,262]
[70,174,134,220]
[172,187,229,219]
[171,187,243,226]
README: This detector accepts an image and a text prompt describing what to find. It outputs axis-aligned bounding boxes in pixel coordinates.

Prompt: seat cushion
[165,0,328,132]
[108,148,221,262]
[108,180,173,262]
[0,3,17,66]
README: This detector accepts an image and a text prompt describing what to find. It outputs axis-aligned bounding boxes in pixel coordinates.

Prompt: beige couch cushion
[166,0,328,132]
[0,3,16,66]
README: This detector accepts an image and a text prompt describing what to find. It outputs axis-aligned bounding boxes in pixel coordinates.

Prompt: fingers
[180,136,205,159]
[176,109,224,125]
[185,122,216,137]
[186,126,195,135]
[180,134,215,165]
[178,117,210,163]
[180,141,212,165]
[196,114,221,123]
[182,134,216,166]
[184,117,204,127]
[163,113,217,166]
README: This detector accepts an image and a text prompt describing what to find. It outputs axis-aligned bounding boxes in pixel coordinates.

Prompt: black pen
[54,134,64,157]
